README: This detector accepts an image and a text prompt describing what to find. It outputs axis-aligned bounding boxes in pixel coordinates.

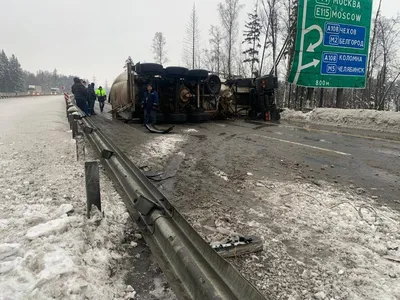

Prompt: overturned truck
[220,76,281,121]
[109,60,280,123]
[109,61,221,123]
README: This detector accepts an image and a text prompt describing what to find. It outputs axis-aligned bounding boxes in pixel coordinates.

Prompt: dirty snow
[282,108,400,133]
[211,167,229,181]
[140,135,186,161]
[182,128,199,133]
[0,97,134,300]
[237,179,400,300]
[182,174,400,299]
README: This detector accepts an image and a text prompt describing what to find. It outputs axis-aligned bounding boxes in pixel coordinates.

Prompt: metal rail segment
[80,115,267,300]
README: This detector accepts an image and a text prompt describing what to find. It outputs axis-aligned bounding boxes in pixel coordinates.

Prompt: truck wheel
[187,69,209,80]
[165,67,189,78]
[168,113,187,123]
[136,63,164,76]
[205,74,222,94]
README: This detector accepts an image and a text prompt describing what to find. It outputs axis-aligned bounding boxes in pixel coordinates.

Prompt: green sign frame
[288,0,373,88]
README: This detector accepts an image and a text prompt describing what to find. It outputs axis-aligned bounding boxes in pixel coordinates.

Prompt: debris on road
[211,235,264,258]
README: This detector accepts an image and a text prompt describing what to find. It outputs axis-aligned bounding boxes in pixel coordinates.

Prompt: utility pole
[92,75,96,85]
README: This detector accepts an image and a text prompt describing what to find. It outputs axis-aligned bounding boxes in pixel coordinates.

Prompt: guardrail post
[85,161,101,218]
[76,135,85,161]
[72,120,79,139]
[68,113,74,129]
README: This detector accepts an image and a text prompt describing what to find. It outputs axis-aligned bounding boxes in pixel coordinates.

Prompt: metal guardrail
[0,92,27,99]
[64,96,267,300]
[0,92,61,99]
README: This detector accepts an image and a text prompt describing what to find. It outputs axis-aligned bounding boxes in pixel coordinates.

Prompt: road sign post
[288,0,373,89]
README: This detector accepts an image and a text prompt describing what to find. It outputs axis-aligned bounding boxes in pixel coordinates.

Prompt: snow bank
[25,216,80,240]
[282,108,400,133]
[0,97,133,300]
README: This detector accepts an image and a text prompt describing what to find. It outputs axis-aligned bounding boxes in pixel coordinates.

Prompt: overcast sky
[0,0,398,87]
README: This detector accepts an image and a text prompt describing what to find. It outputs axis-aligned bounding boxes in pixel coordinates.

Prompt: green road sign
[288,0,373,88]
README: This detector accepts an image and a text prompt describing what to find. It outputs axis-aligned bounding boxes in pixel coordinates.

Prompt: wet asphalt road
[92,107,400,212]
[250,121,400,208]
[211,120,400,210]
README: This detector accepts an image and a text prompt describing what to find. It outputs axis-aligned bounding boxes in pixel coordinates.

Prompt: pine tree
[0,50,9,92]
[242,7,262,76]
[8,54,24,92]
[52,69,59,87]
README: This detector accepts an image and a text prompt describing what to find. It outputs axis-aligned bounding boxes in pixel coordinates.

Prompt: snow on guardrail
[281,108,400,133]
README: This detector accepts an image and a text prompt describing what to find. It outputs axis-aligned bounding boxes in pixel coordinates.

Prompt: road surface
[91,106,400,300]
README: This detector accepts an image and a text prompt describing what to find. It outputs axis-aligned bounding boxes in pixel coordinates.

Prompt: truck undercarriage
[109,59,281,123]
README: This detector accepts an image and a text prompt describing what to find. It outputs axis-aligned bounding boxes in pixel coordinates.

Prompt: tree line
[151,0,400,112]
[0,49,77,93]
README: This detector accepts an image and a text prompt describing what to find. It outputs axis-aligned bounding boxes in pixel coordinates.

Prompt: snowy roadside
[186,177,400,300]
[281,108,400,133]
[0,97,135,300]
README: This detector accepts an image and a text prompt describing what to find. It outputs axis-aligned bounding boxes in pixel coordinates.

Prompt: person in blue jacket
[142,84,159,125]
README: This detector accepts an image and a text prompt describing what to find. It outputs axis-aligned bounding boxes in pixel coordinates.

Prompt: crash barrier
[0,92,27,99]
[0,92,62,99]
[63,97,267,300]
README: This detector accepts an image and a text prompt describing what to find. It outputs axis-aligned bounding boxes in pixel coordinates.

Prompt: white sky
[0,0,397,87]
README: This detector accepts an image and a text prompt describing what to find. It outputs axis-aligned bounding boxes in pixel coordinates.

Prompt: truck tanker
[109,59,280,123]
[109,60,222,123]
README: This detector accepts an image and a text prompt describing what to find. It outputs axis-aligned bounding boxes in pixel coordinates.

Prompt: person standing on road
[96,86,107,112]
[71,77,88,115]
[142,84,158,125]
[87,83,97,116]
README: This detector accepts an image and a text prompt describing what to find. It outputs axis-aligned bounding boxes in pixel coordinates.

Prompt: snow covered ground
[240,179,400,300]
[0,97,136,300]
[281,108,400,133]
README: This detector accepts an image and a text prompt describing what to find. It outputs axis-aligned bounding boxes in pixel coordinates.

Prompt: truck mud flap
[145,123,175,134]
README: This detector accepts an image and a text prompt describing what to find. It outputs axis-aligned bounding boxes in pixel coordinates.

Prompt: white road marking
[252,134,351,156]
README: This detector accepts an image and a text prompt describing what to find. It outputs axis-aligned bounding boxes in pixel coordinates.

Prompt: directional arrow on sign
[300,59,320,71]
[306,41,320,52]
[304,25,323,52]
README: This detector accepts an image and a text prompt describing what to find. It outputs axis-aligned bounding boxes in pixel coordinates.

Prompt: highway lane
[227,120,400,210]
[91,107,400,211]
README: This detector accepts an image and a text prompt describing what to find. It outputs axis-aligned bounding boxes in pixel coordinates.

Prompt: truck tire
[187,69,209,80]
[205,74,222,95]
[188,112,211,123]
[136,63,164,76]
[168,113,187,123]
[165,67,189,78]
